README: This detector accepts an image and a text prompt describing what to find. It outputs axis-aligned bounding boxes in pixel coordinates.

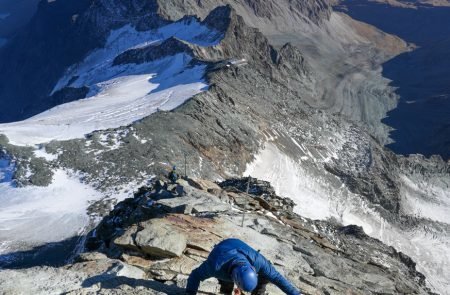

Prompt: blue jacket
[186,239,300,295]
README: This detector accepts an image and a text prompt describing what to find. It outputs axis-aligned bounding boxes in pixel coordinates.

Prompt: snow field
[245,143,450,294]
[0,167,146,258]
[0,170,102,249]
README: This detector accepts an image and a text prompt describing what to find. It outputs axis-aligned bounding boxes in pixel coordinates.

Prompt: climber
[186,238,301,295]
[168,165,179,183]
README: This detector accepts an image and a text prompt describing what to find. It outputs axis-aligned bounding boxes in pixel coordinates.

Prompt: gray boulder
[135,219,187,258]
[156,184,231,214]
[113,225,139,251]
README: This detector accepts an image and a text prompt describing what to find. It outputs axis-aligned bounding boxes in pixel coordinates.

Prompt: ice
[400,174,450,224]
[245,143,336,220]
[245,142,450,293]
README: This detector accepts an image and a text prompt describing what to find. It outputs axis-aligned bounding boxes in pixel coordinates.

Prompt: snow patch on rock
[245,143,335,220]
[34,147,58,161]
[399,174,450,224]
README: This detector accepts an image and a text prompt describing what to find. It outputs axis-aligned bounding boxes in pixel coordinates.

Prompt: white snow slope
[0,159,140,261]
[0,19,222,146]
[0,170,102,252]
[246,142,450,294]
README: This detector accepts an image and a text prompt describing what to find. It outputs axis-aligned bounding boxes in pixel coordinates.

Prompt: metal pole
[184,154,187,178]
[241,177,251,227]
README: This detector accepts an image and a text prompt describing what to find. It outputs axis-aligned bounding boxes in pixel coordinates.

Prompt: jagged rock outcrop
[0,178,433,294]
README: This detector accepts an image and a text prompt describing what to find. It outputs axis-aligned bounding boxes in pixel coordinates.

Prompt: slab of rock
[112,262,147,280]
[227,191,262,211]
[149,255,200,279]
[163,214,223,252]
[157,197,195,214]
[191,199,230,214]
[113,225,139,251]
[121,254,154,269]
[135,219,187,258]
[75,251,108,262]
[185,247,209,260]
[157,189,230,214]
[176,178,191,188]
[189,178,222,192]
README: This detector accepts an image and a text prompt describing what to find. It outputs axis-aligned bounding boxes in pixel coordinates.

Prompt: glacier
[0,19,222,146]
[0,55,207,146]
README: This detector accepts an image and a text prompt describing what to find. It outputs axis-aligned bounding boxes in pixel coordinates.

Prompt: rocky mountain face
[0,0,40,39]
[0,0,94,122]
[0,0,449,294]
[0,178,434,294]
[336,0,450,159]
[0,0,330,123]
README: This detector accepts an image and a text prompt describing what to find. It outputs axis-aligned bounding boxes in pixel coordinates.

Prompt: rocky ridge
[35,3,448,226]
[0,1,449,293]
[0,178,434,295]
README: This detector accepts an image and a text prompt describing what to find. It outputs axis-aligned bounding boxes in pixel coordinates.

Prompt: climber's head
[231,263,258,292]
